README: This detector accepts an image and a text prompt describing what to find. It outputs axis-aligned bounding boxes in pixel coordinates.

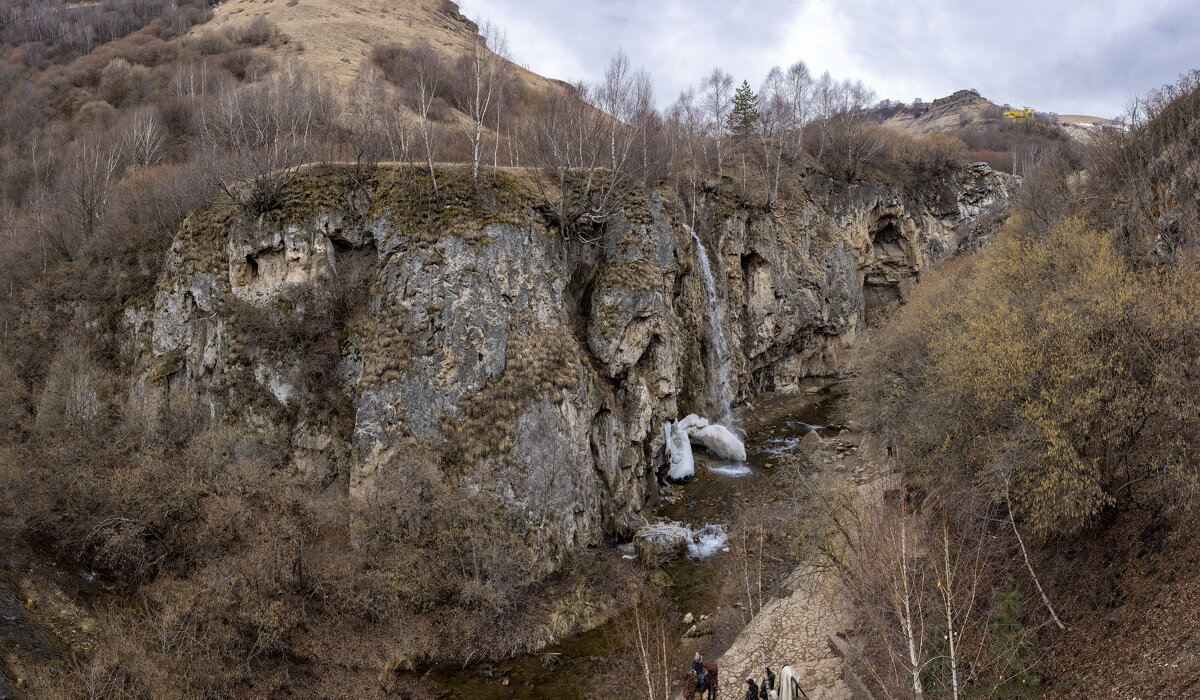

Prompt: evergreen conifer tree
[728,79,759,136]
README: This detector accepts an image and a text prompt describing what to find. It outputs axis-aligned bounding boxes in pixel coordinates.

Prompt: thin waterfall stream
[688,226,735,428]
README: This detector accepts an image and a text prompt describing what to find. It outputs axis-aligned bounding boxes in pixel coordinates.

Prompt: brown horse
[681,660,719,699]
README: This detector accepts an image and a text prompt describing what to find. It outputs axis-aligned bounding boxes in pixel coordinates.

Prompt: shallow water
[411,391,839,698]
[708,463,752,477]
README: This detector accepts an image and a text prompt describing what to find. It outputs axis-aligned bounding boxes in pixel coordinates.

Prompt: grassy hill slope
[202,0,564,96]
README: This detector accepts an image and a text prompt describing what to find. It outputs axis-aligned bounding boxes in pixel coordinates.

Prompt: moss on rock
[441,326,581,469]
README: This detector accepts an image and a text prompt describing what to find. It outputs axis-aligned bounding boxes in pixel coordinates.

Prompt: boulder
[683,618,715,638]
[800,429,824,453]
[649,570,675,587]
[614,512,646,541]
[634,523,689,567]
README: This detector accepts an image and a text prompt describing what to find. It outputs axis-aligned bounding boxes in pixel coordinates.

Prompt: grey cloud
[461,0,1199,118]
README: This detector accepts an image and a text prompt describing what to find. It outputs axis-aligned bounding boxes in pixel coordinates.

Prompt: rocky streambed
[409,387,845,698]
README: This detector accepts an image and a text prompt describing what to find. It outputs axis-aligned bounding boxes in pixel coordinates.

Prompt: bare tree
[587,51,653,209]
[783,61,814,152]
[701,67,734,182]
[1006,484,1067,631]
[489,30,514,174]
[841,497,929,698]
[595,50,636,173]
[832,79,886,179]
[454,20,507,184]
[812,71,838,161]
[666,87,708,225]
[520,81,607,235]
[200,59,335,211]
[631,68,665,183]
[602,584,679,700]
[758,67,789,204]
[121,106,166,167]
[358,71,414,165]
[807,76,885,179]
[895,516,927,698]
[520,51,651,239]
[407,40,445,192]
[55,128,122,256]
[344,64,390,170]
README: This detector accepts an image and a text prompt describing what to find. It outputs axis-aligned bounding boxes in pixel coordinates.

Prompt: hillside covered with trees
[847,71,1200,697]
[0,1,1194,698]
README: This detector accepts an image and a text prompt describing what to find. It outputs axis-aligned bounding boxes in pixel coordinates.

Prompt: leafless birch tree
[455,20,507,184]
[407,40,445,192]
[701,68,734,182]
[121,106,166,167]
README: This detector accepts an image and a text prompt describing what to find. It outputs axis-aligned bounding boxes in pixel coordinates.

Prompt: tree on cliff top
[729,79,759,137]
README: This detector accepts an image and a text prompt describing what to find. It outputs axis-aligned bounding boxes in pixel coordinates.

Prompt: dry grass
[1039,508,1200,697]
[882,92,1114,137]
[1056,114,1118,126]
[881,91,1002,136]
[201,0,562,96]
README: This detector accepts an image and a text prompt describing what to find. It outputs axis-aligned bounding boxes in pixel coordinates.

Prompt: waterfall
[688,227,734,425]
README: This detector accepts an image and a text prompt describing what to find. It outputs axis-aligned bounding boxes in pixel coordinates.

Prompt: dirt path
[716,435,889,700]
[717,565,853,699]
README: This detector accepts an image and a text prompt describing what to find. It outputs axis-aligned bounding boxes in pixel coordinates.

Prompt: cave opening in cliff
[871,219,905,258]
[245,254,259,278]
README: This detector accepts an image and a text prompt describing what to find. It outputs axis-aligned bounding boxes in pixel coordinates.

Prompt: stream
[415,389,842,698]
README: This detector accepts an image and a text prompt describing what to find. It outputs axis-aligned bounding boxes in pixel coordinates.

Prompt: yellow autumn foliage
[1004,106,1038,122]
[855,214,1200,536]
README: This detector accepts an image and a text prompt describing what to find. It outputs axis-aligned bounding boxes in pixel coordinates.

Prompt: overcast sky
[459,0,1200,118]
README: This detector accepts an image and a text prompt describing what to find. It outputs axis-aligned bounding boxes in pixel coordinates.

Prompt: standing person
[763,665,776,697]
[744,677,761,700]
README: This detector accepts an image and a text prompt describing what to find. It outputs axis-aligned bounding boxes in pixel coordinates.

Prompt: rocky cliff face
[129,164,1011,578]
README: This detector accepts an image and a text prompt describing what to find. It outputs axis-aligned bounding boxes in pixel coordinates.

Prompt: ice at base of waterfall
[664,420,695,480]
[638,520,729,558]
[758,436,803,458]
[686,523,730,558]
[676,414,747,462]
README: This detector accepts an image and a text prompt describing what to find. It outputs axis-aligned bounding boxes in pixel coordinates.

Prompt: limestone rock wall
[127,164,1011,578]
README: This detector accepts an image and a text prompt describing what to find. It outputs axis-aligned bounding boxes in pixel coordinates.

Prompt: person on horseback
[692,652,707,692]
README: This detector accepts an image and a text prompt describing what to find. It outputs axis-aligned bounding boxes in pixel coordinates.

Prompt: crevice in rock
[565,251,600,351]
[750,366,775,395]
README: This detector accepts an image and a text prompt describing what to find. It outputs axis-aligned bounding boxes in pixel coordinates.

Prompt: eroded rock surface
[126,164,1011,595]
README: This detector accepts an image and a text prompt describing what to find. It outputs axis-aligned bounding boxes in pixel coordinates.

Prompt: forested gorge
[0,3,988,696]
[845,71,1200,697]
[0,0,1192,697]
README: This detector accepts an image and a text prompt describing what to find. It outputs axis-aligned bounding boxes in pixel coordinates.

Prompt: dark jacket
[744,679,760,700]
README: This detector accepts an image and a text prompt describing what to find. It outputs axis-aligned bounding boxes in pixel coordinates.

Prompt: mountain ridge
[878,88,1118,140]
